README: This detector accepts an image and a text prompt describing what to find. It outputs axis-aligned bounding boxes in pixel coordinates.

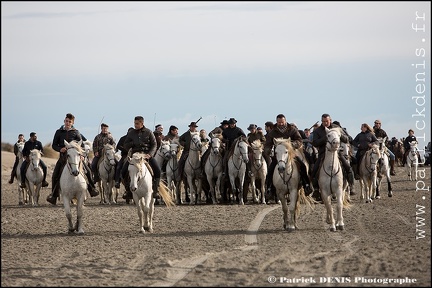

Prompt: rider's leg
[40,160,49,187]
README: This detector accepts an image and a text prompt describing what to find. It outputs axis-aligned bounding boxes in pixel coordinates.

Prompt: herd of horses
[10,130,423,235]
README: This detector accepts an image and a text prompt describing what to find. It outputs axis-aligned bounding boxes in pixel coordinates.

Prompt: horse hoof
[388,192,393,197]
[18,201,24,206]
[76,230,84,235]
[330,227,336,232]
[375,196,381,199]
[336,225,344,231]
[287,227,295,233]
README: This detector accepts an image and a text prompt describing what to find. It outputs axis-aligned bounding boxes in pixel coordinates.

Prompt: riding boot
[46,183,59,205]
[352,163,360,180]
[9,169,16,184]
[312,177,319,193]
[122,177,133,200]
[347,167,355,186]
[42,172,49,187]
[390,159,396,175]
[86,173,100,197]
[152,177,161,199]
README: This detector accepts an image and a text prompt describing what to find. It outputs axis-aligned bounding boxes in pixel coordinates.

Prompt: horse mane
[228,136,248,158]
[274,138,296,159]
[68,140,84,154]
[251,139,263,149]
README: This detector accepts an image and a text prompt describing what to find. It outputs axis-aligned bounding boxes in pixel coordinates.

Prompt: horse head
[210,136,222,155]
[325,127,341,152]
[169,140,181,159]
[103,143,117,166]
[190,132,202,152]
[367,144,381,171]
[273,138,295,173]
[64,139,84,177]
[127,153,147,191]
[235,136,249,164]
[251,139,264,167]
[29,149,42,171]
[159,140,172,160]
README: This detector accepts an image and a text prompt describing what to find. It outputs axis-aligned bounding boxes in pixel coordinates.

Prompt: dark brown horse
[388,139,404,166]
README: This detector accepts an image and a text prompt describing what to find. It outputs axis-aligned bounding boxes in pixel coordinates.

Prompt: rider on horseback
[311,114,354,201]
[8,134,25,184]
[264,114,313,198]
[47,113,100,205]
[351,123,379,177]
[122,116,161,200]
[402,129,420,165]
[373,120,396,175]
[19,132,49,189]
[91,123,116,183]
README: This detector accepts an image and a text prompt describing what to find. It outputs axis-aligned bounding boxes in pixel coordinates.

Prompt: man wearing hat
[163,125,179,142]
[178,122,199,202]
[201,120,230,174]
[373,120,396,175]
[91,123,116,183]
[221,118,252,177]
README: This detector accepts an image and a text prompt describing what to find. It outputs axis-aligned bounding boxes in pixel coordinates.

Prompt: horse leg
[387,175,393,197]
[136,197,146,233]
[143,196,153,233]
[335,191,344,230]
[250,177,258,203]
[375,176,381,199]
[238,178,245,205]
[287,193,296,232]
[63,197,75,233]
[260,178,267,205]
[278,191,289,231]
[75,196,85,234]
[322,189,336,231]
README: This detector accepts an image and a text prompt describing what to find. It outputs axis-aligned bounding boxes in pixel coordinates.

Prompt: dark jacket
[312,124,349,156]
[247,131,266,144]
[179,131,194,151]
[52,127,82,156]
[264,124,303,157]
[22,140,44,158]
[14,141,25,157]
[93,132,116,155]
[404,135,417,150]
[116,134,128,157]
[352,131,378,151]
[222,126,246,150]
[374,127,389,141]
[124,126,157,157]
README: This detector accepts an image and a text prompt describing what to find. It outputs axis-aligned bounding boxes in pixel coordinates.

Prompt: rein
[66,148,84,176]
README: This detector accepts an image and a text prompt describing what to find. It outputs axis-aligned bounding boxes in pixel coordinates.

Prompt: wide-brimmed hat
[247,124,257,131]
[220,120,229,125]
[188,122,198,128]
[228,118,237,124]
[169,125,178,131]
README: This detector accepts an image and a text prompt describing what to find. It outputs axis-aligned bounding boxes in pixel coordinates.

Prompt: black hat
[188,122,198,128]
[155,124,163,129]
[247,124,257,131]
[333,121,341,127]
[257,127,263,131]
[228,118,237,124]
[101,123,109,128]
[169,125,178,131]
[220,120,229,125]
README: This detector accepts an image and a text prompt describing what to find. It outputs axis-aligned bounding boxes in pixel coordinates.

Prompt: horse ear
[64,139,69,147]
[78,139,83,147]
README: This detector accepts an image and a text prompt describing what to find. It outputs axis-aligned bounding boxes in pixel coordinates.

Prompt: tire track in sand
[149,205,280,287]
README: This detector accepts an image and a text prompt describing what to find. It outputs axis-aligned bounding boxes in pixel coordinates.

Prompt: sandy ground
[1,151,431,287]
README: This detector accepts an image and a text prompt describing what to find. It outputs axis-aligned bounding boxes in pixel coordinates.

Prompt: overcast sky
[2,1,431,149]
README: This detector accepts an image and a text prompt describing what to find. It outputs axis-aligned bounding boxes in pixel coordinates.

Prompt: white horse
[166,140,182,204]
[227,136,249,205]
[127,153,175,233]
[319,128,349,231]
[376,137,393,198]
[204,134,224,204]
[273,138,304,231]
[184,132,203,205]
[60,140,87,234]
[249,139,267,204]
[98,143,117,204]
[83,140,93,167]
[15,142,29,205]
[25,149,44,206]
[359,145,381,203]
[405,141,419,181]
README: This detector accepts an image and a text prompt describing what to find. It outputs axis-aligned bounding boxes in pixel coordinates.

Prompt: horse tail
[342,192,352,209]
[159,180,176,207]
[298,187,315,210]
